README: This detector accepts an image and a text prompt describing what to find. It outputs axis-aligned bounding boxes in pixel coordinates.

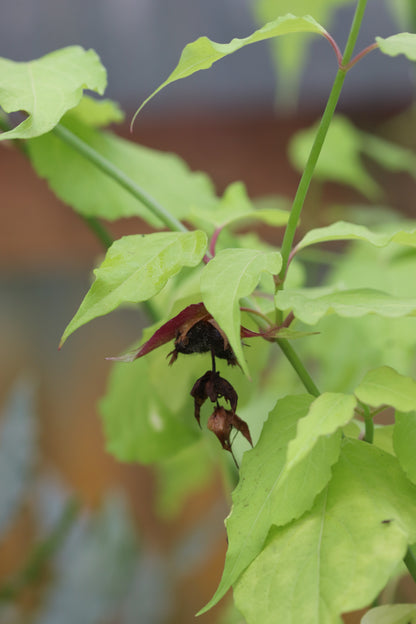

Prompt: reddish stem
[323,31,344,67]
[282,311,295,328]
[341,42,379,71]
[286,245,299,274]
[209,226,223,257]
[323,30,379,72]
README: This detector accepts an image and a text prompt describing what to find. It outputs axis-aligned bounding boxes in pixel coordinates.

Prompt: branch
[52,124,188,234]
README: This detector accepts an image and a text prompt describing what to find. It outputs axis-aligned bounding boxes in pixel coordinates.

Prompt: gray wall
[0,0,413,115]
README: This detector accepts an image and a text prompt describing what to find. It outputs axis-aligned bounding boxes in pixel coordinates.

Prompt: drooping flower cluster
[190,369,252,457]
[109,303,254,461]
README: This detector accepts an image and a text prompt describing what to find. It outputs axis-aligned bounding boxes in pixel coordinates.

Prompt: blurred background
[1,1,416,622]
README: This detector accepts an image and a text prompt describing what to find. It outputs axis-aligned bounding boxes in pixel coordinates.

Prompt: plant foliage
[2,2,416,621]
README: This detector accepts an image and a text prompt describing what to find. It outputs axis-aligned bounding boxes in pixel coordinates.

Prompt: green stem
[52,124,188,234]
[404,545,416,584]
[362,403,374,443]
[0,113,10,133]
[81,216,115,249]
[278,0,369,280]
[79,216,158,323]
[239,306,273,326]
[342,42,378,71]
[276,338,320,397]
[240,294,320,395]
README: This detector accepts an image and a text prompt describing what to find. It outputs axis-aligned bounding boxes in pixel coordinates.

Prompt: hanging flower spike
[107,301,271,365]
[207,406,253,453]
[107,302,255,463]
[190,370,238,427]
[107,303,210,362]
[168,316,237,365]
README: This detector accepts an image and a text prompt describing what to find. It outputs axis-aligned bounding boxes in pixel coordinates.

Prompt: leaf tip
[130,98,151,132]
[129,110,139,133]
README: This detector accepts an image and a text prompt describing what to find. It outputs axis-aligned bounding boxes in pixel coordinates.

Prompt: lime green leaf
[133,14,326,119]
[295,221,416,254]
[284,392,356,472]
[189,182,289,231]
[66,95,124,127]
[376,33,416,62]
[201,395,313,613]
[27,117,217,224]
[394,412,416,485]
[99,346,204,463]
[200,393,355,613]
[293,241,416,392]
[234,439,416,624]
[200,248,282,375]
[374,424,395,456]
[154,440,214,518]
[60,231,207,346]
[233,208,289,227]
[361,134,416,178]
[252,0,354,106]
[355,366,416,411]
[276,287,416,325]
[362,604,416,624]
[290,115,416,196]
[289,115,380,198]
[0,46,106,141]
[342,419,362,439]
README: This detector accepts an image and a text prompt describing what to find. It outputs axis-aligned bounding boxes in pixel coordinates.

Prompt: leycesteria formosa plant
[108,301,282,463]
[2,1,416,622]
[111,303,248,461]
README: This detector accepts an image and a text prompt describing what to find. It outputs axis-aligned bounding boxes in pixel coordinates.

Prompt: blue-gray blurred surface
[0,0,413,114]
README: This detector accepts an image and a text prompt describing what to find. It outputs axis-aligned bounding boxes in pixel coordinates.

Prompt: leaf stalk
[276,338,320,397]
[362,403,374,444]
[52,124,188,234]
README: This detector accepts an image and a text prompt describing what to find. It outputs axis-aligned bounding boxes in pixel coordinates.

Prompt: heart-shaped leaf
[0,46,106,140]
[376,33,416,62]
[65,95,124,127]
[132,14,326,122]
[200,392,355,613]
[189,182,289,231]
[361,604,416,624]
[60,231,207,347]
[355,366,416,412]
[100,354,201,463]
[234,439,416,623]
[27,115,217,225]
[289,115,416,197]
[295,221,416,254]
[394,412,416,486]
[200,248,281,375]
[276,287,416,325]
[289,116,381,198]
